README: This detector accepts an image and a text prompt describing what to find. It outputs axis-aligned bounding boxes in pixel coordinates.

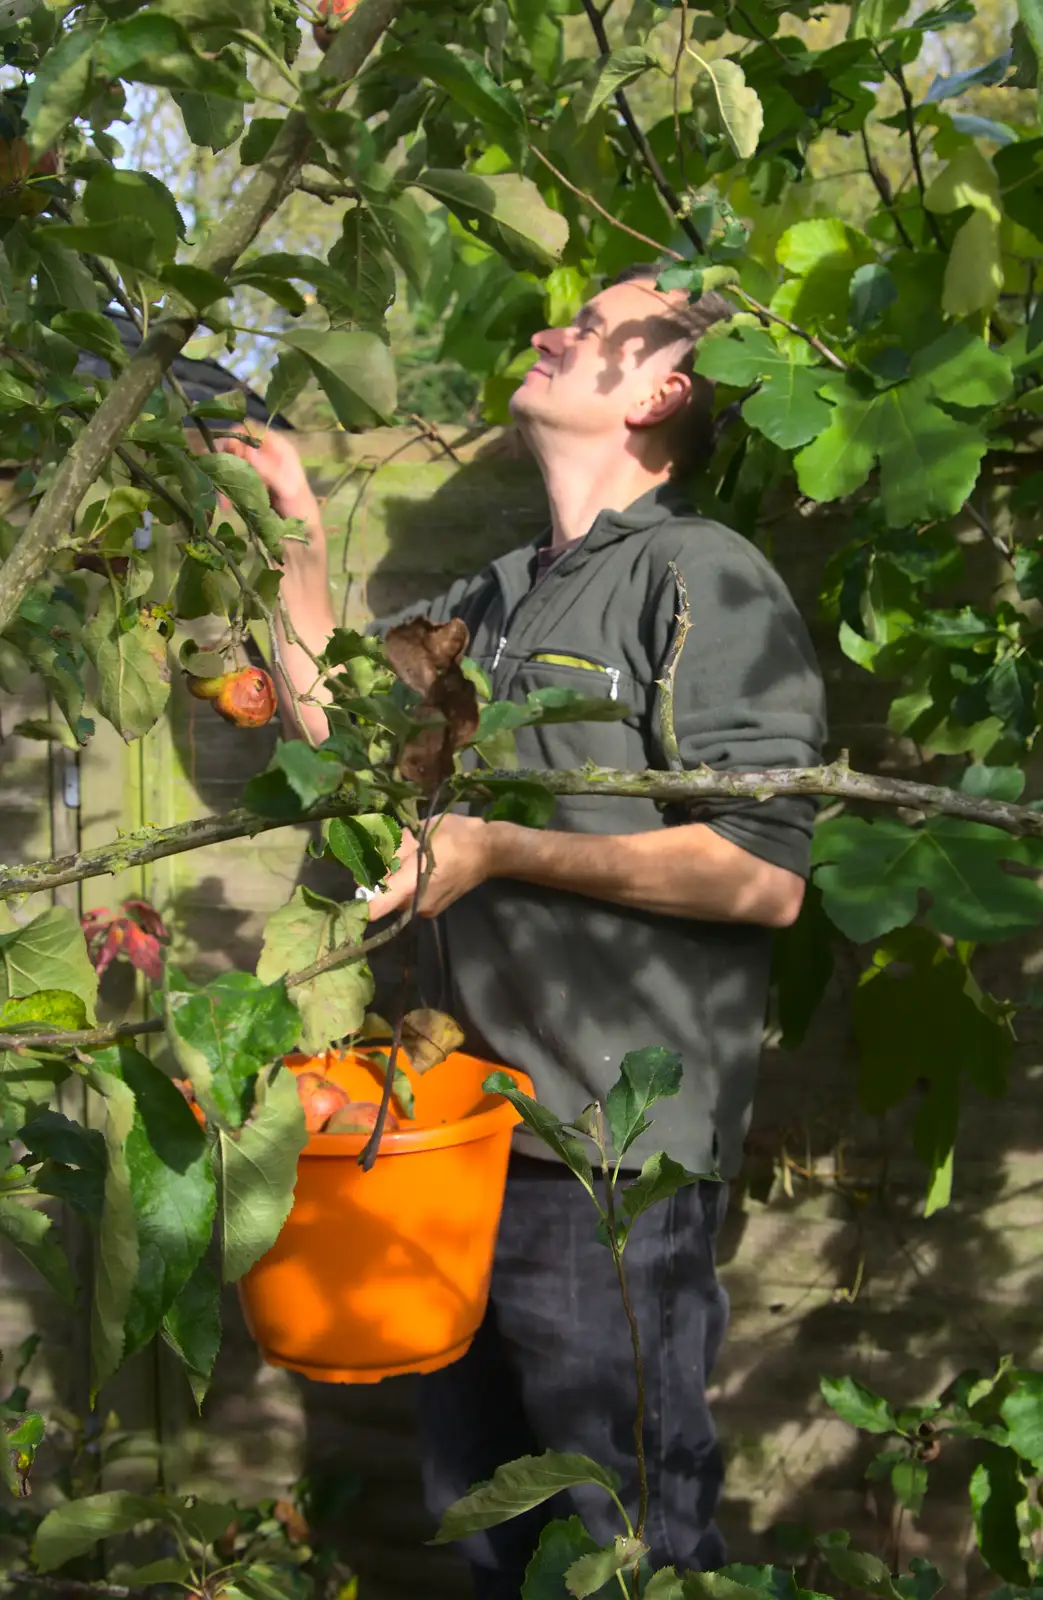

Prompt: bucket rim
[284,1053,533,1159]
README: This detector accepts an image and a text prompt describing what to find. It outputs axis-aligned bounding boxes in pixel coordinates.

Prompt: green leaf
[969,1448,1030,1584]
[22,28,96,157]
[326,814,400,891]
[257,888,373,1054]
[821,1375,897,1434]
[433,1451,619,1544]
[694,328,832,449]
[816,1538,894,1593]
[272,740,344,809]
[194,451,272,519]
[174,86,246,151]
[0,908,97,1020]
[83,1057,139,1394]
[574,47,659,122]
[219,1060,307,1282]
[771,882,834,1051]
[51,310,128,370]
[159,263,228,311]
[20,1109,104,1174]
[117,1047,215,1363]
[523,687,629,725]
[414,169,568,274]
[482,1072,596,1197]
[795,327,1012,525]
[687,49,763,157]
[566,1536,646,1597]
[162,1257,221,1409]
[82,589,171,743]
[0,989,88,1033]
[82,167,185,261]
[164,970,301,1129]
[925,149,1004,316]
[777,218,876,277]
[34,1491,163,1572]
[851,929,1010,1209]
[849,263,897,330]
[522,1517,600,1600]
[1000,1373,1043,1470]
[813,815,1043,943]
[481,778,557,828]
[0,1200,74,1304]
[328,207,395,331]
[279,327,396,428]
[604,1047,682,1160]
[891,1457,928,1514]
[619,1152,702,1241]
[385,44,525,161]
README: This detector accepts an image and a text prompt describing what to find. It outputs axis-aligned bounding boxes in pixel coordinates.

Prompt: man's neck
[532,439,674,549]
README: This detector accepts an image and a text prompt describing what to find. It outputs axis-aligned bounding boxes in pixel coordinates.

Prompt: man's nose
[532,326,566,356]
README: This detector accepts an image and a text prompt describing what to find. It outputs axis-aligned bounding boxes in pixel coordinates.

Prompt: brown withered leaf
[385,617,470,693]
[273,1498,310,1544]
[386,618,479,792]
[401,1008,466,1074]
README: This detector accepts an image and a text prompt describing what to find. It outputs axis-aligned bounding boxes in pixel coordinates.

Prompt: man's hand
[369,815,495,922]
[213,427,318,526]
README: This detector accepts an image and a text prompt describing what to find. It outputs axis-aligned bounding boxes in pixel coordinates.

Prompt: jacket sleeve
[650,531,828,879]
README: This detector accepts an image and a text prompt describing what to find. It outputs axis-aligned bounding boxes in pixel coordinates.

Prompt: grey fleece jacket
[384,482,827,1176]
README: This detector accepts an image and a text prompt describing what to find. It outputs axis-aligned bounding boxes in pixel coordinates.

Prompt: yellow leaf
[942,211,1004,317]
[924,146,1001,223]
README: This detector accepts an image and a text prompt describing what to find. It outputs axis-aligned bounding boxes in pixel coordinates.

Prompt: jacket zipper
[529,652,621,701]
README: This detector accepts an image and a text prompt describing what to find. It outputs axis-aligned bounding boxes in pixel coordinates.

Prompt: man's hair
[611,263,734,475]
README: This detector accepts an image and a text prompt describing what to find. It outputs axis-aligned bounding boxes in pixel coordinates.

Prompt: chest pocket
[501,647,640,781]
[528,651,622,701]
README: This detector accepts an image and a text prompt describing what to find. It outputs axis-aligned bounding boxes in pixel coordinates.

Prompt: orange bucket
[238,1049,531,1383]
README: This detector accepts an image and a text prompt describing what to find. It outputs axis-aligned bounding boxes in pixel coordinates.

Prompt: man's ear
[625,370,692,429]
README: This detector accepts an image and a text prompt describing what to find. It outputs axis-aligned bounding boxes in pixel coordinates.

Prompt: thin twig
[359,796,441,1171]
[580,0,705,255]
[407,414,463,465]
[600,1164,649,1544]
[887,55,946,251]
[962,497,1014,566]
[672,0,688,192]
[860,126,915,251]
[531,145,679,260]
[284,902,414,987]
[656,562,691,769]
[294,175,361,203]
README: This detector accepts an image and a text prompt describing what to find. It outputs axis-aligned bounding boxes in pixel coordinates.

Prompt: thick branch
[5,761,1043,904]
[0,0,403,636]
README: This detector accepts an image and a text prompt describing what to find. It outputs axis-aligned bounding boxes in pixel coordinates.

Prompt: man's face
[509,278,691,439]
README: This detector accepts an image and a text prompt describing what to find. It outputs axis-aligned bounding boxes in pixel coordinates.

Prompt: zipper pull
[492,634,508,670]
[606,667,620,702]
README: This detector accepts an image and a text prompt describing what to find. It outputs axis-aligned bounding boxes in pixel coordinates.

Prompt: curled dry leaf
[273,1498,311,1544]
[401,1008,466,1074]
[384,618,480,792]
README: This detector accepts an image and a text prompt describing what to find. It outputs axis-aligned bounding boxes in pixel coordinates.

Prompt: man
[221,270,827,1596]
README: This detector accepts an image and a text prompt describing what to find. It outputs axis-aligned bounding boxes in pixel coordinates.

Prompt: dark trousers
[417,1153,730,1599]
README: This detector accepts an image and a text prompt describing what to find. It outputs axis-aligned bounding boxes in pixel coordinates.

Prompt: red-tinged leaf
[122,899,168,941]
[94,921,126,977]
[122,923,163,981]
